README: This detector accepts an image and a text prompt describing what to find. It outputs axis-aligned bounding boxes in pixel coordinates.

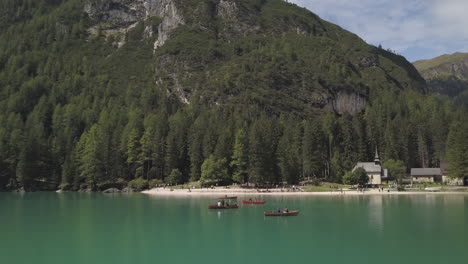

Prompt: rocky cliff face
[84,0,325,49]
[85,0,184,48]
[325,92,367,115]
[152,0,184,48]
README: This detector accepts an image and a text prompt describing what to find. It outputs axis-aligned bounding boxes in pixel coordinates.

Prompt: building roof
[411,168,441,176]
[355,162,382,173]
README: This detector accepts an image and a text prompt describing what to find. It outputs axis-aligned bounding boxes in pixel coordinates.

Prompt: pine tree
[446,119,468,179]
[248,121,268,184]
[231,128,249,183]
[277,122,302,184]
[302,120,325,179]
[16,137,39,189]
[126,128,142,178]
[77,125,103,189]
[188,115,206,181]
[165,110,190,180]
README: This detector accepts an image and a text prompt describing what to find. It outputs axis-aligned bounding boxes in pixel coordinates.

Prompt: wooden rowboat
[208,204,239,209]
[242,200,265,204]
[264,211,299,216]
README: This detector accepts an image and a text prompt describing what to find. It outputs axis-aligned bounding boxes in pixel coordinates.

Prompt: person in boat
[283,208,289,213]
[249,198,252,201]
[218,201,222,207]
[277,208,281,214]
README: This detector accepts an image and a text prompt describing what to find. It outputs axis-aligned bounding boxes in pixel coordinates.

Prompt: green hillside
[414,52,468,72]
[0,0,465,191]
[414,52,468,106]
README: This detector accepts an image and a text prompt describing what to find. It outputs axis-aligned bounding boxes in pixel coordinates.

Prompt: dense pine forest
[0,0,467,191]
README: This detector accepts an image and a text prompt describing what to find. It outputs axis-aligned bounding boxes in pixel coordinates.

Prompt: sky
[290,0,468,62]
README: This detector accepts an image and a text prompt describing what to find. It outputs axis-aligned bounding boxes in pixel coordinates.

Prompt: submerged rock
[103,188,121,193]
[121,187,134,193]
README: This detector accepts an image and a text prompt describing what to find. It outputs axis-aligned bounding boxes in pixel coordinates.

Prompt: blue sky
[290,0,468,62]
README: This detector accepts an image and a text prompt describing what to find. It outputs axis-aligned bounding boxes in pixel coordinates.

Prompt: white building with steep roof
[353,149,383,185]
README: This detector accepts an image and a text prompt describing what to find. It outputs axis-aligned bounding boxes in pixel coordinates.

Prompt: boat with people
[264,209,299,216]
[242,199,266,204]
[208,204,239,209]
[208,196,238,209]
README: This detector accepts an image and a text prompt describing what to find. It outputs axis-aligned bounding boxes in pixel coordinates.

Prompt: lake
[0,193,467,264]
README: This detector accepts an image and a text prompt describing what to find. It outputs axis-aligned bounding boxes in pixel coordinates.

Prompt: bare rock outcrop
[84,0,147,28]
[152,0,185,49]
[84,0,184,49]
[325,92,367,115]
[216,0,239,20]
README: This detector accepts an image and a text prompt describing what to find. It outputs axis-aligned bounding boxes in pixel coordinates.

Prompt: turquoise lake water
[0,193,467,264]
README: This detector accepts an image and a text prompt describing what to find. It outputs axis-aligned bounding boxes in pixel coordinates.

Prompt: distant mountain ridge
[414,52,468,106]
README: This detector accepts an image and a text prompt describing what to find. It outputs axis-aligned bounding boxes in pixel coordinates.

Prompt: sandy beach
[142,187,468,197]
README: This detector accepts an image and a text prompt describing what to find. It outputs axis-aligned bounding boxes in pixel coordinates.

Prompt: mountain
[1,0,457,192]
[414,52,468,106]
[82,0,425,115]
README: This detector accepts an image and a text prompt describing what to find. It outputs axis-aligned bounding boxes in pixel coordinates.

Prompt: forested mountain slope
[414,52,468,107]
[0,0,465,191]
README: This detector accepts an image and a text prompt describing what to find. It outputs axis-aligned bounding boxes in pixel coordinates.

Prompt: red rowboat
[242,200,265,204]
[264,211,299,216]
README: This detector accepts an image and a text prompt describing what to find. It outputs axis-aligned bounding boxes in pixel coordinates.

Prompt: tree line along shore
[2,90,468,192]
[1,0,468,192]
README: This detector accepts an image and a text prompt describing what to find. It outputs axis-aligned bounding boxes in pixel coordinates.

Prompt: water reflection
[367,195,384,232]
[442,194,465,208]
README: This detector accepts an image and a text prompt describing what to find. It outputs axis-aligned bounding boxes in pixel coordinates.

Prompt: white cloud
[290,0,468,61]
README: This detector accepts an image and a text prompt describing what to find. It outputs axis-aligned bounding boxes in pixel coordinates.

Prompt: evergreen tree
[126,128,142,178]
[77,125,103,189]
[277,122,302,184]
[188,115,207,181]
[231,128,249,183]
[302,120,326,179]
[446,119,468,178]
[165,110,190,180]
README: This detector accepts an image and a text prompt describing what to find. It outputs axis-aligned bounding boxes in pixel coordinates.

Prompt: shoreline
[142,187,468,197]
